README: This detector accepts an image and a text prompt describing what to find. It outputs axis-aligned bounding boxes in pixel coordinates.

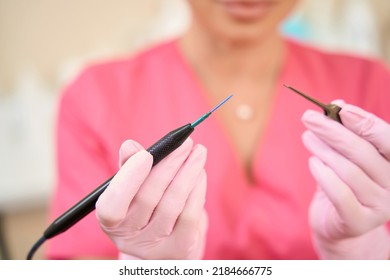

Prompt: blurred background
[0,0,389,260]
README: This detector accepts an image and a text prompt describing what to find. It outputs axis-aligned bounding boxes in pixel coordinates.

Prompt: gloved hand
[301,103,390,259]
[95,138,208,259]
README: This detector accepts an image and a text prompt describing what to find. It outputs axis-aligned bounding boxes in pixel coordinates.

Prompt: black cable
[26,236,46,260]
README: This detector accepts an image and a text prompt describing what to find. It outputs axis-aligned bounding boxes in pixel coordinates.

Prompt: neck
[178,22,285,82]
[177,22,287,173]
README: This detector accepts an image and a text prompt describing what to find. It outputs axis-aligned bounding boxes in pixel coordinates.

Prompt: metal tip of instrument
[283,84,327,110]
[209,94,233,113]
[191,94,233,127]
[283,84,343,124]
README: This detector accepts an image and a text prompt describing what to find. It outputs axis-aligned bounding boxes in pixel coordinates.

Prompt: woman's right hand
[95,138,208,259]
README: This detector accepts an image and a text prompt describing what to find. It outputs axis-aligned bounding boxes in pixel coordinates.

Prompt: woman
[47,0,390,259]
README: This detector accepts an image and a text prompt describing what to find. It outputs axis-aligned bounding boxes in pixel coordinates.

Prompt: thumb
[119,140,145,167]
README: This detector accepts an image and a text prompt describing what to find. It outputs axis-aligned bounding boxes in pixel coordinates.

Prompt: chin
[187,0,296,45]
[212,20,282,46]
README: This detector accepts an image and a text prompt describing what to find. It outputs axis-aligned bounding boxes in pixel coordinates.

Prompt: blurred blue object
[281,13,311,41]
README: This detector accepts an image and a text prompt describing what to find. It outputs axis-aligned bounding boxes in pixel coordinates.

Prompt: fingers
[122,138,194,231]
[306,156,376,236]
[307,155,360,219]
[165,170,208,259]
[171,170,207,239]
[302,131,386,208]
[340,104,390,161]
[96,138,208,259]
[302,110,390,189]
[96,150,153,228]
[146,144,207,236]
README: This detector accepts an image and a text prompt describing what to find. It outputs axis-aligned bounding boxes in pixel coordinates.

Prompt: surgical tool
[26,94,233,260]
[284,85,342,124]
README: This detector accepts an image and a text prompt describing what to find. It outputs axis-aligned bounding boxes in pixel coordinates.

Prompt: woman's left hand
[301,103,390,259]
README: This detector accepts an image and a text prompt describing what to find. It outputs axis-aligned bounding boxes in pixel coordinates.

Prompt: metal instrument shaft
[284,85,342,123]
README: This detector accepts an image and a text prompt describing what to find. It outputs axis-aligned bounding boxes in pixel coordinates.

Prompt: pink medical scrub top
[46,38,390,259]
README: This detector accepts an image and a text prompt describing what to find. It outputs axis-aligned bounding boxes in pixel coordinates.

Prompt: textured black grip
[147,123,194,166]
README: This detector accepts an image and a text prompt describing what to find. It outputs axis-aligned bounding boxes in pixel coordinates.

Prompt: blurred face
[187,0,299,43]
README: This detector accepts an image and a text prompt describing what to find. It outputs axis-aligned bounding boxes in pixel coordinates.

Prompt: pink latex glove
[95,138,208,259]
[302,103,390,259]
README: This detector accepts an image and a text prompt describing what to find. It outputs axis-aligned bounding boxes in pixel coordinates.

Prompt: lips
[216,0,276,21]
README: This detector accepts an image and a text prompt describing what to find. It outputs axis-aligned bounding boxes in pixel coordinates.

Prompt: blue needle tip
[209,94,233,113]
[191,94,233,127]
